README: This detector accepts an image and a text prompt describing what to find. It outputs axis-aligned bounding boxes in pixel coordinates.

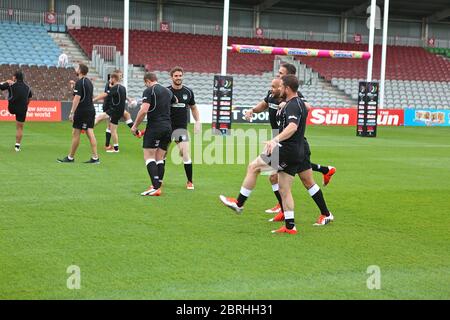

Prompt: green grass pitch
[1,121,449,299]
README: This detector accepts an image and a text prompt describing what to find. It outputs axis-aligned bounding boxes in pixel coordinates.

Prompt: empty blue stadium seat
[0,22,61,67]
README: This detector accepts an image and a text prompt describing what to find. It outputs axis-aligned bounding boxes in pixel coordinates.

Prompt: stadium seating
[69,28,450,81]
[332,78,450,109]
[0,21,62,67]
[299,44,450,82]
[69,28,275,74]
[0,64,77,101]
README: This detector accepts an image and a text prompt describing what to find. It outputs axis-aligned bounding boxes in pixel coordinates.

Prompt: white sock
[184,159,192,165]
[240,187,252,197]
[145,159,155,166]
[126,119,133,125]
[68,155,74,160]
[106,128,111,133]
[271,184,279,192]
[156,160,164,165]
[284,211,295,220]
[308,184,320,197]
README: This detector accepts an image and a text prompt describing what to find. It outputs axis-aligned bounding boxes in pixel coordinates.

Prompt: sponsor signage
[230,107,404,126]
[357,81,379,137]
[212,75,233,135]
[404,109,450,127]
[0,101,61,121]
[45,12,56,24]
[160,21,170,32]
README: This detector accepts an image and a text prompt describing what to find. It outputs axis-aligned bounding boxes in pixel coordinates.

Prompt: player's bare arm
[265,122,298,155]
[131,102,150,134]
[93,92,108,102]
[245,101,268,121]
[69,95,81,122]
[190,104,201,133]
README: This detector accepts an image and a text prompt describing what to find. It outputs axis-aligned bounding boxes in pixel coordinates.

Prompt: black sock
[285,219,296,230]
[237,187,251,207]
[146,161,161,189]
[105,131,111,147]
[311,163,329,174]
[127,121,134,128]
[237,194,248,208]
[309,185,330,216]
[157,161,165,184]
[274,190,283,208]
[184,162,193,183]
[114,144,119,151]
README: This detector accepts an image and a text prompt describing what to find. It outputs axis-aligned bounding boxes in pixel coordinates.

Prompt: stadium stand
[0,22,62,67]
[0,64,77,101]
[1,22,448,108]
[70,27,449,109]
[69,28,275,74]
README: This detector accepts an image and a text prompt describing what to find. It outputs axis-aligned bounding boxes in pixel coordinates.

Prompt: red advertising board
[45,12,56,24]
[160,21,170,32]
[307,108,404,126]
[307,108,357,126]
[0,101,61,121]
[377,109,404,126]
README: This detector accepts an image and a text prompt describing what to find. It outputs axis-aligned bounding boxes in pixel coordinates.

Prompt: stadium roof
[163,0,450,22]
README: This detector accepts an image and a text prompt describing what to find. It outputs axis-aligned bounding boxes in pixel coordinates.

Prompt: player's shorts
[73,109,95,130]
[8,106,27,123]
[143,127,172,151]
[297,142,312,174]
[106,107,125,125]
[260,145,302,177]
[102,104,111,113]
[171,127,189,143]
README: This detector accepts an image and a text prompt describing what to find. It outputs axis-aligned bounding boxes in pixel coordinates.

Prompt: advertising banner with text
[0,101,61,121]
[231,107,404,126]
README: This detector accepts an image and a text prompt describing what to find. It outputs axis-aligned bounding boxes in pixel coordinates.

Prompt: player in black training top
[264,74,308,234]
[0,70,32,152]
[58,64,99,164]
[278,62,336,185]
[220,75,306,235]
[167,66,201,190]
[94,69,142,151]
[131,72,177,197]
[277,63,334,226]
[93,72,127,153]
[244,78,284,214]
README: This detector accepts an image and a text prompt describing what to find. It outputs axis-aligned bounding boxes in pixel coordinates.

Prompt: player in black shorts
[58,64,99,164]
[94,70,142,152]
[93,72,127,153]
[263,75,309,234]
[244,78,284,213]
[278,62,336,185]
[220,75,306,234]
[131,72,176,197]
[277,63,334,226]
[167,66,201,190]
[0,70,32,152]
